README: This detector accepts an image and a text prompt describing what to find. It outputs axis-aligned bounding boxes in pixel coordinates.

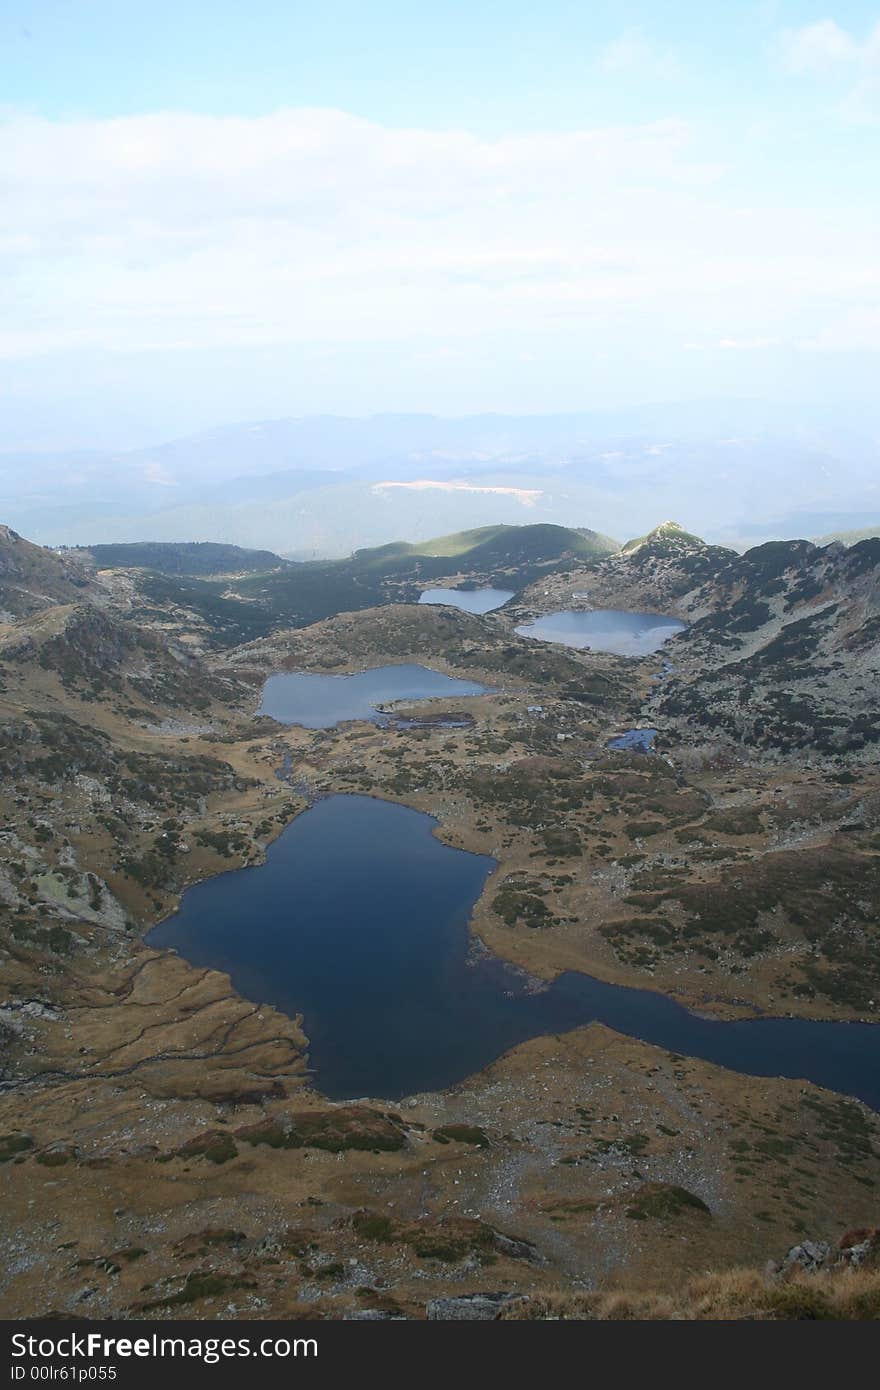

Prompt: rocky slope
[0,602,250,724]
[510,526,880,766]
[509,522,734,620]
[651,538,880,762]
[0,525,96,620]
[2,523,879,1321]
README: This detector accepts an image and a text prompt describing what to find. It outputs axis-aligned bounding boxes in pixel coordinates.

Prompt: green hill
[354,523,617,569]
[79,540,290,576]
[123,523,618,642]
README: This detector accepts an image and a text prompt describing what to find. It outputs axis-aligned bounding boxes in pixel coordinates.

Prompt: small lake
[258,664,488,728]
[419,588,516,614]
[607,728,658,752]
[148,795,880,1107]
[515,608,686,656]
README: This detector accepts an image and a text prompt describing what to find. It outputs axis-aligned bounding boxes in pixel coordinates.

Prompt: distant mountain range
[2,409,879,557]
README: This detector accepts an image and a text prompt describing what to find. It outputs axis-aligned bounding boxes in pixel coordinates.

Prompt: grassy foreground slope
[502,1237,880,1319]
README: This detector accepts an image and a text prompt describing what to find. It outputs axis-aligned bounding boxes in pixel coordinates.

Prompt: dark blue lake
[516,608,686,656]
[148,796,880,1107]
[258,664,488,728]
[419,588,516,614]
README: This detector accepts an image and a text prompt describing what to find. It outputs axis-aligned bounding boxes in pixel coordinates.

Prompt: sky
[1,1,879,449]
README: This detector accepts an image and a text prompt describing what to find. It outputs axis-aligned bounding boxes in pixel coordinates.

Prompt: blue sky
[2,1,875,132]
[1,1,878,447]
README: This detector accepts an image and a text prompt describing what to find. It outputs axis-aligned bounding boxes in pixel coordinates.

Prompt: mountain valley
[1,518,879,1320]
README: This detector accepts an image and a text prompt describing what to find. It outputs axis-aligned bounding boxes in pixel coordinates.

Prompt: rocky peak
[621,520,709,555]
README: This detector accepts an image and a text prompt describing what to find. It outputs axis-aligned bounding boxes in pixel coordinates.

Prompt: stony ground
[2,531,879,1319]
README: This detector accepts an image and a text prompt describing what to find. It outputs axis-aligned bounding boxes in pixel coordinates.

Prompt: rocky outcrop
[777,1228,880,1277]
[651,538,880,761]
[427,1292,517,1320]
[508,521,734,620]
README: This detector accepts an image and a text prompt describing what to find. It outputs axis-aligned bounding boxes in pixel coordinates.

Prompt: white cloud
[779,19,859,71]
[0,106,875,364]
[797,305,880,352]
[597,27,681,78]
[718,337,780,350]
[779,18,880,121]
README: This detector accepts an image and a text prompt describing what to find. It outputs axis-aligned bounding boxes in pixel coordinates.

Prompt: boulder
[426,1292,516,1321]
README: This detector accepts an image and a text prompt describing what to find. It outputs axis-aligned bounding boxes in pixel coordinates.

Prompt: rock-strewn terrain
[512,523,880,765]
[2,521,879,1320]
[0,526,97,620]
[651,538,880,761]
[509,521,734,619]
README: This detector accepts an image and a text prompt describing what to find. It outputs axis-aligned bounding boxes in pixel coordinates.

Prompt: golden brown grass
[499,1266,880,1320]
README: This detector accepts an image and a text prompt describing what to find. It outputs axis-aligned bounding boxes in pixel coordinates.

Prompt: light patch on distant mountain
[371,479,541,504]
[814,524,880,547]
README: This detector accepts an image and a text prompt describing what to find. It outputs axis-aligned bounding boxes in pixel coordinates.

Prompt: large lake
[258,664,488,728]
[515,608,686,656]
[419,588,516,614]
[148,795,880,1107]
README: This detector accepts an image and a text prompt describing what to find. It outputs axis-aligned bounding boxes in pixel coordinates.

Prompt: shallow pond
[418,587,515,614]
[258,664,488,728]
[148,795,880,1107]
[607,729,658,752]
[515,608,686,656]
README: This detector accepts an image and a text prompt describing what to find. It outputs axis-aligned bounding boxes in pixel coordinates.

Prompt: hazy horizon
[2,403,879,557]
[2,1,879,453]
[3,4,878,549]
